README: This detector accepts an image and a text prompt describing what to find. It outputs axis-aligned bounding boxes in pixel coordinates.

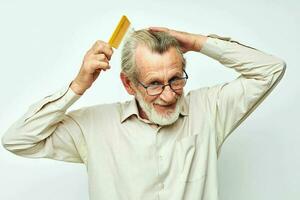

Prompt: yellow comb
[108,15,131,49]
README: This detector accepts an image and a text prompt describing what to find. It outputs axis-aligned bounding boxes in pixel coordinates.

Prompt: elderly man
[2,27,285,200]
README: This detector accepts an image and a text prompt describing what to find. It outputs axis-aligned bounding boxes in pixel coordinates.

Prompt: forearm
[199,35,286,79]
[1,85,80,154]
[70,80,87,95]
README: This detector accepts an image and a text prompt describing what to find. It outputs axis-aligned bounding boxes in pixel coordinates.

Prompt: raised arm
[149,27,286,154]
[1,40,113,163]
[199,35,286,153]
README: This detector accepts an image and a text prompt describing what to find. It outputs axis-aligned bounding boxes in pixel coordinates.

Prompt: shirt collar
[120,97,189,123]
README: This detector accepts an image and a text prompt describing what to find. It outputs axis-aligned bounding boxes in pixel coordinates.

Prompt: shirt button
[159,183,164,190]
[159,155,163,160]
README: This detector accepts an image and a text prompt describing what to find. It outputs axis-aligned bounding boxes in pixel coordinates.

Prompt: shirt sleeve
[1,84,88,164]
[196,35,286,154]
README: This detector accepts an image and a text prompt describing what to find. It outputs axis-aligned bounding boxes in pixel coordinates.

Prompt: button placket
[159,155,163,160]
[156,129,164,174]
[155,128,165,193]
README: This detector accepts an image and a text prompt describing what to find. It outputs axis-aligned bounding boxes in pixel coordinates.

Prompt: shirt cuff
[199,35,231,61]
[24,84,81,121]
[53,86,81,111]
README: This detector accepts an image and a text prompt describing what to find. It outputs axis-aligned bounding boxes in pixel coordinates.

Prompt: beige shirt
[2,35,286,200]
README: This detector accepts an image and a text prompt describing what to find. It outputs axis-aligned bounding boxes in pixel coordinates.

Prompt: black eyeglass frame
[137,69,189,96]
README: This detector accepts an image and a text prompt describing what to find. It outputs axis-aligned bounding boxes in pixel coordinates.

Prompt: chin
[149,106,180,126]
[135,91,183,126]
[153,114,179,126]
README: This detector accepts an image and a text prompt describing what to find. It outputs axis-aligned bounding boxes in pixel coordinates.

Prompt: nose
[159,85,176,103]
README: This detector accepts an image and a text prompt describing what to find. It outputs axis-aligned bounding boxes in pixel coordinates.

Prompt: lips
[153,103,176,109]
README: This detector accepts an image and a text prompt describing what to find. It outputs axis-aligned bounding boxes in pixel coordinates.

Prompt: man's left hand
[148,27,208,53]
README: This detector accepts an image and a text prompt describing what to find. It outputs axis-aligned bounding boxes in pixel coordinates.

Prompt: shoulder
[66,101,128,123]
[186,84,223,102]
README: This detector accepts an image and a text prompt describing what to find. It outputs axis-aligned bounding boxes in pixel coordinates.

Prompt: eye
[149,81,162,86]
[169,76,181,82]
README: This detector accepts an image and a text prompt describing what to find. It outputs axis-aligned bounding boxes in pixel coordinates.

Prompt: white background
[0,0,299,199]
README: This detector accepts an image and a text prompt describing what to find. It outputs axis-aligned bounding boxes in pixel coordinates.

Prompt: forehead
[135,44,183,80]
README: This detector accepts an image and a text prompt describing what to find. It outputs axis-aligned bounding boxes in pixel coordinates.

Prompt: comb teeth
[108,15,131,49]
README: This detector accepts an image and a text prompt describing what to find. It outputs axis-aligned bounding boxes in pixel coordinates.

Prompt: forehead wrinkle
[135,45,183,82]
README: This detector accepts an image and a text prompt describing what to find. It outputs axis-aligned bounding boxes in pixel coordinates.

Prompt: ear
[120,72,136,95]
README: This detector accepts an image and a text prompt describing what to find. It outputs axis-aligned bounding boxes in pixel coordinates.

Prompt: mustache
[153,95,181,106]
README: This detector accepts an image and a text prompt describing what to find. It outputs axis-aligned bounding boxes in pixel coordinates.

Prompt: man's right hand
[70,40,114,95]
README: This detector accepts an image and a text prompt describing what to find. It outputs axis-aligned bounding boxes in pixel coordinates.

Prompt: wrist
[70,80,87,95]
[194,34,208,52]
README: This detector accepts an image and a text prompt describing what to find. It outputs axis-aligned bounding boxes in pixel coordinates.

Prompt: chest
[87,116,217,187]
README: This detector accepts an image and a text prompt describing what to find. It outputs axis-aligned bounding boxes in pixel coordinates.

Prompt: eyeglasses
[137,70,188,96]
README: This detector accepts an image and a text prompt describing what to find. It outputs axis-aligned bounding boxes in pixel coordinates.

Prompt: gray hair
[121,29,186,84]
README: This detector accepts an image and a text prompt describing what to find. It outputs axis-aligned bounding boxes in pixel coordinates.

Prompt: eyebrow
[144,71,183,84]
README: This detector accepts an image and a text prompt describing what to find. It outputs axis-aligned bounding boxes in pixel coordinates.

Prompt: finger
[94,45,113,60]
[91,40,105,50]
[92,41,113,60]
[93,54,109,63]
[86,41,102,56]
[92,60,111,70]
[148,27,182,39]
[148,27,170,32]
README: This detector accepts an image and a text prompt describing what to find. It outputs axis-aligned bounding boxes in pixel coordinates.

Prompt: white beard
[135,91,184,126]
